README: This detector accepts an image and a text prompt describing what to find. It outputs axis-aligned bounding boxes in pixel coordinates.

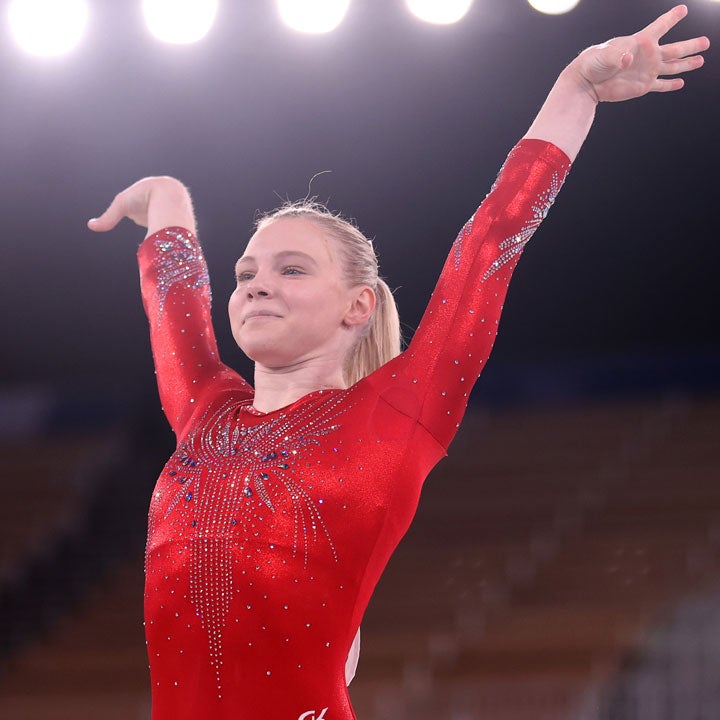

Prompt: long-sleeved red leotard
[138,139,570,720]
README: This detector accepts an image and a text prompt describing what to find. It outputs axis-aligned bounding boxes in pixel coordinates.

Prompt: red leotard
[138,139,570,720]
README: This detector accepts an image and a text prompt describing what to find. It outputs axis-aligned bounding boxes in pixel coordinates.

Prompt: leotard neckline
[240,387,346,417]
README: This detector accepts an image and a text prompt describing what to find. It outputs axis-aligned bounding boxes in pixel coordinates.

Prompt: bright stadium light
[277,0,351,34]
[527,0,581,15]
[8,0,88,57]
[406,0,474,25]
[142,0,219,44]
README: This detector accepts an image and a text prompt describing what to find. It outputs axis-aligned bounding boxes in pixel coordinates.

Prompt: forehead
[239,216,337,265]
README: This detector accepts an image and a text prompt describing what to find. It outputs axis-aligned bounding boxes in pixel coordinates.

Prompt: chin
[237,339,297,369]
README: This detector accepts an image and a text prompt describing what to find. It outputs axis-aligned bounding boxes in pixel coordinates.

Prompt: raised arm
[525,4,709,161]
[89,177,252,439]
[370,5,709,450]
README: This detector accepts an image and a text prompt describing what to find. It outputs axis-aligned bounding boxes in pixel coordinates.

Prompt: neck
[252,358,347,413]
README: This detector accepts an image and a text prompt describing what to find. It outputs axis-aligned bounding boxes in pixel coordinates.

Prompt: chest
[147,391,421,565]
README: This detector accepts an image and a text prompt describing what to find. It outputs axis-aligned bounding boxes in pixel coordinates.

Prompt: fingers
[87,199,124,232]
[87,178,153,232]
[660,53,705,77]
[661,36,711,62]
[642,4,688,42]
[652,77,685,93]
[658,35,709,77]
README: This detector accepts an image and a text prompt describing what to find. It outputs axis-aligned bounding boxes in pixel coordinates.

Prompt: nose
[246,275,273,299]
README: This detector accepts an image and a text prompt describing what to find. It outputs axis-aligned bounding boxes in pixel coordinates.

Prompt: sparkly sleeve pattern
[138,227,252,438]
[374,139,571,449]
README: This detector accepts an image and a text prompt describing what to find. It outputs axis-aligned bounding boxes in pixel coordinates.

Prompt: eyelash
[234,267,304,282]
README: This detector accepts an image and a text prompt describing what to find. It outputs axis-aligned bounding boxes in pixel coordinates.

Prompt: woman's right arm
[89,177,252,439]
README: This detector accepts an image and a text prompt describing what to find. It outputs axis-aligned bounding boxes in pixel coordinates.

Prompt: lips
[243,311,282,323]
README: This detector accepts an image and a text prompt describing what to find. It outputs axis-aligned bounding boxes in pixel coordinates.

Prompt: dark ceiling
[2,0,718,400]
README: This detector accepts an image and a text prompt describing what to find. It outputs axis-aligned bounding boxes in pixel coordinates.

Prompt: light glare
[142,0,218,44]
[407,0,473,25]
[277,0,351,34]
[527,0,581,15]
[8,0,88,57]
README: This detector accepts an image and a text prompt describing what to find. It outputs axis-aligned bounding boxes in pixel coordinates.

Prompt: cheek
[228,290,243,320]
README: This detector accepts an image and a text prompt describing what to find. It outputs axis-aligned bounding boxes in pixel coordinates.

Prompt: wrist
[557,61,600,106]
[145,177,196,238]
[147,176,189,202]
[523,62,599,162]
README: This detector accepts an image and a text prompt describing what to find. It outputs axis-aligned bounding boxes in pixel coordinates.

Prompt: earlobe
[344,287,376,327]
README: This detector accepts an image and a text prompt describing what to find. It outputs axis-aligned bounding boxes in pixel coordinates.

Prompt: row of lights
[10,0,587,57]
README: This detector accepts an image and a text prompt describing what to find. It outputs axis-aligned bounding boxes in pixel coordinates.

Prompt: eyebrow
[235,250,320,271]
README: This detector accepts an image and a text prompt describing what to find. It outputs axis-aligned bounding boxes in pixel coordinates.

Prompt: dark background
[2,0,718,409]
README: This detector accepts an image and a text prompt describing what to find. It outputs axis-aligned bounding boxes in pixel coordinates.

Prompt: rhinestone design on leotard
[481,170,563,281]
[146,388,353,692]
[452,148,566,274]
[152,228,211,320]
[452,212,476,271]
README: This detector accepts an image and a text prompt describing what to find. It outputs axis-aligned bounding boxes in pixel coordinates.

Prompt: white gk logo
[298,708,328,720]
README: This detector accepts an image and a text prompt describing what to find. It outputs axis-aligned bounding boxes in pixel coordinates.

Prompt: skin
[229,217,375,412]
[525,4,709,160]
[88,4,710,412]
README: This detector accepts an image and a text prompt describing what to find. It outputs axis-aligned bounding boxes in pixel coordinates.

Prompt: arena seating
[1,395,719,720]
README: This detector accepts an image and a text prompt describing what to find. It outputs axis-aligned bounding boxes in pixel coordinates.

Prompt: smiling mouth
[244,313,281,323]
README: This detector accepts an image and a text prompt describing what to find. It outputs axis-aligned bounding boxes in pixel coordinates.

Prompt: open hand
[572,5,709,103]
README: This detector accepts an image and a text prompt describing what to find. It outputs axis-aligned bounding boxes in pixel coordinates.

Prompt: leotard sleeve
[137,227,253,439]
[371,139,571,449]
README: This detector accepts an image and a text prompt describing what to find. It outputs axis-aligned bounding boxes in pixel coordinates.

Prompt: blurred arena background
[2,1,719,718]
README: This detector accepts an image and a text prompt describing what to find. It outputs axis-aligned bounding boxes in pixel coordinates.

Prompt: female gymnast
[88,6,708,719]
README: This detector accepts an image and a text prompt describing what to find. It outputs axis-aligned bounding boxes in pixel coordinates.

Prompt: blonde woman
[89,7,708,719]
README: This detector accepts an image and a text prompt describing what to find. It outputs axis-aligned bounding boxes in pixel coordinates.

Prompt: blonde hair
[255,200,402,386]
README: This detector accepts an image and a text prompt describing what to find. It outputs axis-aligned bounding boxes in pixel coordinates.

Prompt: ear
[343,286,376,328]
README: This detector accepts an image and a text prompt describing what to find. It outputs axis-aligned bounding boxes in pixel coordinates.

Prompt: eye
[282,266,304,276]
[235,271,254,282]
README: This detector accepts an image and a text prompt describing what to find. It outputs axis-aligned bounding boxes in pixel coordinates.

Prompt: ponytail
[344,277,401,386]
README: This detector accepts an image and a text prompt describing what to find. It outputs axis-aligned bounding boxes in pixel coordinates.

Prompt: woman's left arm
[525,4,709,161]
[369,5,709,452]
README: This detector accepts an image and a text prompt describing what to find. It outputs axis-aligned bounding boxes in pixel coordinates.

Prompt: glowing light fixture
[406,0,474,25]
[527,0,581,15]
[142,0,218,44]
[8,0,88,57]
[277,0,351,34]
